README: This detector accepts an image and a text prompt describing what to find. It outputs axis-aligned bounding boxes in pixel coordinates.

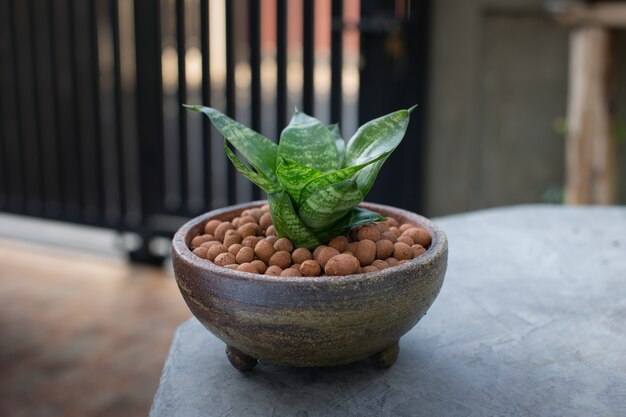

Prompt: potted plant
[171,105,448,371]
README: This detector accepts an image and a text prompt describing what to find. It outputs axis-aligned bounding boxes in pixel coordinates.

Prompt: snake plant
[185,104,415,249]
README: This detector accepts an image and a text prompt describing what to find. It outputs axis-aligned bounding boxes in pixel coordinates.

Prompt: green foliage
[185,104,414,248]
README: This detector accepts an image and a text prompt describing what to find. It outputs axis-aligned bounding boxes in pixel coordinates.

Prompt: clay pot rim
[172,200,447,284]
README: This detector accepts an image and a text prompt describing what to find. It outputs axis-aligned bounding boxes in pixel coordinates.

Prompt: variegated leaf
[315,207,386,242]
[268,190,320,248]
[299,151,390,204]
[279,110,339,172]
[328,123,344,168]
[223,141,279,192]
[343,106,415,195]
[276,158,323,203]
[299,179,364,231]
[185,105,279,182]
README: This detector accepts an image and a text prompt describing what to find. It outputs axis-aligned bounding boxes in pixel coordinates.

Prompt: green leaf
[223,141,279,192]
[299,151,390,204]
[315,208,385,242]
[298,179,364,230]
[343,106,415,195]
[328,123,345,168]
[185,105,279,182]
[268,190,320,248]
[279,110,339,172]
[275,158,323,203]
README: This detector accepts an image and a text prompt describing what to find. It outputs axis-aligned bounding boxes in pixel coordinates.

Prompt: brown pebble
[265,265,283,276]
[315,247,341,268]
[259,212,272,229]
[214,252,236,266]
[269,250,292,269]
[206,244,227,261]
[328,236,349,252]
[372,259,390,270]
[236,246,255,264]
[312,245,327,259]
[396,235,414,246]
[324,254,360,276]
[356,225,381,242]
[214,222,235,242]
[237,263,258,273]
[224,264,239,270]
[251,260,267,274]
[241,235,260,248]
[264,235,278,244]
[300,260,322,277]
[191,234,215,249]
[375,239,394,260]
[354,239,376,267]
[200,240,222,249]
[265,225,276,236]
[281,268,302,277]
[381,231,397,243]
[393,242,413,261]
[228,243,243,256]
[385,257,399,266]
[204,219,221,235]
[238,216,257,226]
[274,237,294,253]
[192,247,208,258]
[404,227,432,247]
[291,248,312,264]
[361,266,379,273]
[254,239,275,263]
[252,208,265,220]
[238,222,259,238]
[223,230,243,247]
[412,244,427,257]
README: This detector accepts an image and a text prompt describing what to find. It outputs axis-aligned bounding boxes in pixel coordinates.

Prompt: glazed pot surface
[172,201,448,367]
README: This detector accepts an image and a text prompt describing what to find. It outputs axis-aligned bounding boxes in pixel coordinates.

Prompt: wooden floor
[0,239,190,417]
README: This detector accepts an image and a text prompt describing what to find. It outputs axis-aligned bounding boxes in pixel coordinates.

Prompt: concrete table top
[151,205,626,417]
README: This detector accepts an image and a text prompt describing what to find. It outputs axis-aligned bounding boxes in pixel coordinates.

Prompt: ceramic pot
[172,201,448,370]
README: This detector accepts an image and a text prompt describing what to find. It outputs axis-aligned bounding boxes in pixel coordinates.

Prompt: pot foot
[226,345,258,371]
[370,341,399,369]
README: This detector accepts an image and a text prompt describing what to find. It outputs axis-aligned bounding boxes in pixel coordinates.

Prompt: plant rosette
[172,106,448,370]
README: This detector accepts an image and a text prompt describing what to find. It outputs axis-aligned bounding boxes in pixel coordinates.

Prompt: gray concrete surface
[151,205,626,417]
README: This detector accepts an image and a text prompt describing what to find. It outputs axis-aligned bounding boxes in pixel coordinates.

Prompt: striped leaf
[328,123,345,168]
[299,179,364,231]
[299,151,390,204]
[268,190,320,248]
[185,105,279,182]
[279,110,339,172]
[223,141,279,192]
[315,208,386,242]
[276,158,323,203]
[343,106,415,195]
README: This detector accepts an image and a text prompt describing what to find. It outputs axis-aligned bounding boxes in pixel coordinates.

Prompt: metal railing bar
[302,0,314,114]
[249,0,263,200]
[176,0,189,211]
[331,0,343,125]
[111,0,127,226]
[200,0,213,208]
[225,0,236,205]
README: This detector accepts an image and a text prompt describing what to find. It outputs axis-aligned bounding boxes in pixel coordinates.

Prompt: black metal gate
[0,0,428,263]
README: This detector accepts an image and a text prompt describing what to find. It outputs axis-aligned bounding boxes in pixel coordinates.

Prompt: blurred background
[0,0,624,415]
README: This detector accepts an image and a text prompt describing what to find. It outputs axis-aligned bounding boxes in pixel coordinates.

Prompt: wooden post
[551,1,626,204]
[565,27,616,204]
